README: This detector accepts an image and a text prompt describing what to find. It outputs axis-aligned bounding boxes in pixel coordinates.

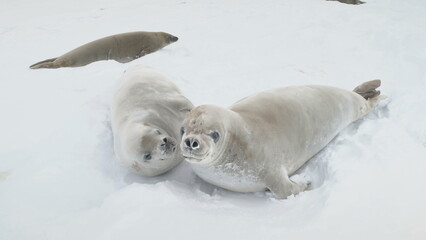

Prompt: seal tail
[353,79,381,100]
[29,58,59,69]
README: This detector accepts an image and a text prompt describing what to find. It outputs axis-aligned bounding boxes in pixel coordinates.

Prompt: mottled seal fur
[180,80,383,198]
[30,31,178,69]
[112,64,192,176]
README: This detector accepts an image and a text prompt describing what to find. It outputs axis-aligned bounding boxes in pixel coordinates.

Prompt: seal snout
[169,35,178,43]
[160,137,176,153]
[184,137,200,150]
[181,136,207,162]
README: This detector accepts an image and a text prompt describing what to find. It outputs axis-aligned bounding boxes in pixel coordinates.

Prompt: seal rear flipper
[29,57,59,69]
[353,79,381,99]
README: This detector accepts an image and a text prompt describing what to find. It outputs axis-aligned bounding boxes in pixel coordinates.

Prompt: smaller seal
[327,0,365,5]
[111,64,193,176]
[29,31,178,69]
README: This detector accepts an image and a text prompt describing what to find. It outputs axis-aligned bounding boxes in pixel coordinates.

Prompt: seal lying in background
[30,31,178,69]
[112,64,193,176]
[180,80,383,199]
[327,0,365,5]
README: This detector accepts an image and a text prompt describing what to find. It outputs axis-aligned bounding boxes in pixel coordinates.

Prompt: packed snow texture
[1,0,426,239]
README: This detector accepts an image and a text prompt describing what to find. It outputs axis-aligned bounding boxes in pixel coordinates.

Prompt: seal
[29,31,178,69]
[327,0,365,5]
[180,80,383,198]
[112,64,193,176]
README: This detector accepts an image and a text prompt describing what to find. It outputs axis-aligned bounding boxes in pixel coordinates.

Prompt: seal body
[30,31,178,69]
[327,0,365,5]
[180,81,382,198]
[112,64,193,176]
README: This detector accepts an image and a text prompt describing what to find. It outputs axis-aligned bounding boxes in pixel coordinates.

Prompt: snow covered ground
[1,0,426,239]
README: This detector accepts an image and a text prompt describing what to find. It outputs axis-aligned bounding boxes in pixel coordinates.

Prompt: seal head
[180,105,244,166]
[180,105,265,193]
[161,32,179,44]
[122,123,178,175]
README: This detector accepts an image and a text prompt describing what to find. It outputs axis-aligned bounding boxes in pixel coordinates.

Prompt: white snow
[1,0,426,239]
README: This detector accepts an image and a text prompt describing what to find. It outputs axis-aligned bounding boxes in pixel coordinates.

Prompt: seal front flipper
[115,48,147,63]
[171,97,193,113]
[29,57,59,69]
[264,167,309,199]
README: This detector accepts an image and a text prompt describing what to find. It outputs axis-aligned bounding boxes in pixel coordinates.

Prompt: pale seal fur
[180,80,383,198]
[112,64,193,176]
[30,31,178,69]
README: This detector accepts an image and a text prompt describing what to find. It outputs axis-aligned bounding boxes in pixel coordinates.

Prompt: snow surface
[1,0,426,239]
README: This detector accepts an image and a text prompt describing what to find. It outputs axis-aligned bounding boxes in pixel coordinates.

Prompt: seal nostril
[163,138,168,143]
[192,141,199,149]
[185,139,191,147]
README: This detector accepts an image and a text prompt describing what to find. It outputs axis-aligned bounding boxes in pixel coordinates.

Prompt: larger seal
[112,64,193,176]
[29,31,178,69]
[180,80,383,198]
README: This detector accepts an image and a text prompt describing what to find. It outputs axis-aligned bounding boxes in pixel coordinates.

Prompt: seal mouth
[182,154,204,162]
[161,148,175,155]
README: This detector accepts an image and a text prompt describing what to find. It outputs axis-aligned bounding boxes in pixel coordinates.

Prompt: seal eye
[180,127,185,136]
[210,131,220,143]
[144,153,152,160]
